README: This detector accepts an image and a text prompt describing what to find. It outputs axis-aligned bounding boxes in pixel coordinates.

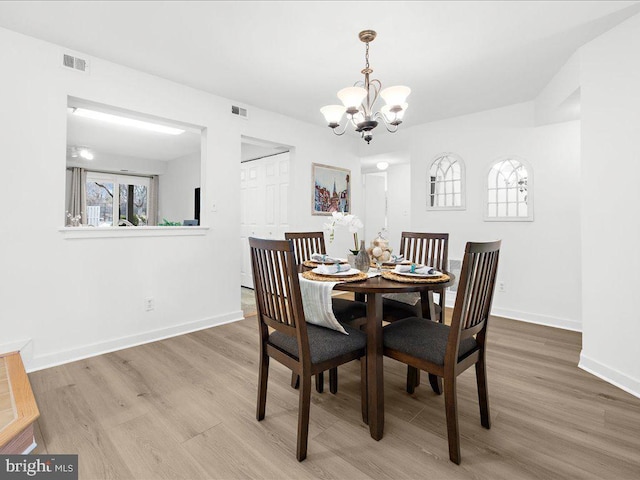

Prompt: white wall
[363,172,387,244]
[67,152,168,176]
[579,12,640,397]
[237,112,362,258]
[0,26,360,371]
[385,163,412,246]
[362,102,582,331]
[535,51,581,126]
[159,152,200,223]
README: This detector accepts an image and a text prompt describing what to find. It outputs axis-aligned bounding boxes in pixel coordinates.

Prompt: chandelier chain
[365,41,370,70]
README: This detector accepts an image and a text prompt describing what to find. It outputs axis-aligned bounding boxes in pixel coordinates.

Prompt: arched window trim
[484,155,534,222]
[426,152,466,211]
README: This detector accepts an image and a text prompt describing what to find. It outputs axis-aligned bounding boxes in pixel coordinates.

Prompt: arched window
[485,157,533,221]
[427,153,465,210]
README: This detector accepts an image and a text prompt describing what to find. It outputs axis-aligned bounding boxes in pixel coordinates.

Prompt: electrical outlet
[498,282,506,293]
[144,297,154,311]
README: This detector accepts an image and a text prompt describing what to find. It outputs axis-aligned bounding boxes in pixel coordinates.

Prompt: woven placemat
[303,260,349,268]
[381,271,450,284]
[302,270,368,283]
[371,263,399,270]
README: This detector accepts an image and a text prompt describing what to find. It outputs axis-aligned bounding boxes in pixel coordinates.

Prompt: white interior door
[364,173,387,243]
[240,152,290,288]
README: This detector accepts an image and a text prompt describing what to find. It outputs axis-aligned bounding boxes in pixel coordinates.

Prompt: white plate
[395,270,442,278]
[312,267,361,276]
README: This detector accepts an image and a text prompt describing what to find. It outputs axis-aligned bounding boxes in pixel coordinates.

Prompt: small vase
[347,253,358,269]
[354,240,370,273]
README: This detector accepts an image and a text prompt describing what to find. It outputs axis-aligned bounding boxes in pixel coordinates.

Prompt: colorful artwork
[312,163,351,215]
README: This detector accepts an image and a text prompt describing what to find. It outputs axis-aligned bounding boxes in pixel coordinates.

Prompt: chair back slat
[399,232,449,270]
[285,232,326,265]
[449,241,501,357]
[272,249,289,326]
[250,238,306,336]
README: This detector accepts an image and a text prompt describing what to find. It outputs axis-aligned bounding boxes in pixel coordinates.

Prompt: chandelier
[320,30,410,144]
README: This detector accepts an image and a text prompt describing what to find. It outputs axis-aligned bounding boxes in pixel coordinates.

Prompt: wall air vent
[231,105,248,119]
[62,53,89,73]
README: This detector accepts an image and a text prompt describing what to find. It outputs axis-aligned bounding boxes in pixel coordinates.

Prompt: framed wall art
[312,163,351,215]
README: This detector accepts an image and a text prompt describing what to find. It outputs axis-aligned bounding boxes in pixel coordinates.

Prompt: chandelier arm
[347,112,363,129]
[374,111,400,133]
[366,79,382,114]
[330,122,350,136]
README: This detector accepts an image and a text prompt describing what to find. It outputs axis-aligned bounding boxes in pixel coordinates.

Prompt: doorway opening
[240,136,293,289]
[363,171,387,243]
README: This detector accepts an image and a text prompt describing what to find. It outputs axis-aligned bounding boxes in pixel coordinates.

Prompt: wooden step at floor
[0,352,39,454]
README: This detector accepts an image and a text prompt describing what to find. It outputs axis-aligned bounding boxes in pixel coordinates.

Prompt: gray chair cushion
[332,298,367,325]
[269,323,366,365]
[383,297,422,321]
[382,297,442,321]
[383,317,477,366]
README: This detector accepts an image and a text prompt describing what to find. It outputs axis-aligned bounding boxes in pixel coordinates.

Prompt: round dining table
[334,272,455,441]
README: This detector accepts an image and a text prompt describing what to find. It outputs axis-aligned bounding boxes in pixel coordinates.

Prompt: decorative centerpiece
[367,230,393,270]
[325,211,368,270]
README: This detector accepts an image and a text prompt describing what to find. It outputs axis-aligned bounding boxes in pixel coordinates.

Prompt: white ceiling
[1,1,639,129]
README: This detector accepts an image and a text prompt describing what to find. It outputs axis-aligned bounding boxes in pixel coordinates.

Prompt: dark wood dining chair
[383,232,449,393]
[250,237,367,461]
[285,231,367,393]
[383,231,449,323]
[383,240,501,464]
[285,231,326,266]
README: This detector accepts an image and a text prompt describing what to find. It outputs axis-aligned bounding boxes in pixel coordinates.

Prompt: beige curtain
[68,167,87,224]
[147,175,159,226]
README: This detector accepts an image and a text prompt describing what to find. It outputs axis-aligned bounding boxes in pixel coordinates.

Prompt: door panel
[240,152,290,288]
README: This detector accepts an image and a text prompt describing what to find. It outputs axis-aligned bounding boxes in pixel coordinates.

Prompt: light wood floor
[29,311,640,479]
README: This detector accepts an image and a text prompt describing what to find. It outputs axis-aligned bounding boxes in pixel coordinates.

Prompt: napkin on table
[394,264,438,275]
[311,252,342,263]
[316,263,352,275]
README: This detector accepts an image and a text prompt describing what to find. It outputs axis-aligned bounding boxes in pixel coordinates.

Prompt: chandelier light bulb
[337,86,367,110]
[380,85,411,107]
[320,105,347,125]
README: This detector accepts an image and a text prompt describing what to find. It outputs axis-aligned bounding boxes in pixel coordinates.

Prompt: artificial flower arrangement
[324,211,364,254]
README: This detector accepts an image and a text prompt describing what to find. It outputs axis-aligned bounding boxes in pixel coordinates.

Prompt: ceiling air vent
[62,53,89,73]
[231,105,248,119]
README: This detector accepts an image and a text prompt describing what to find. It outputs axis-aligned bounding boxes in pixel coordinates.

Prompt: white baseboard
[489,306,581,332]
[579,352,640,399]
[444,295,581,332]
[26,310,244,373]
